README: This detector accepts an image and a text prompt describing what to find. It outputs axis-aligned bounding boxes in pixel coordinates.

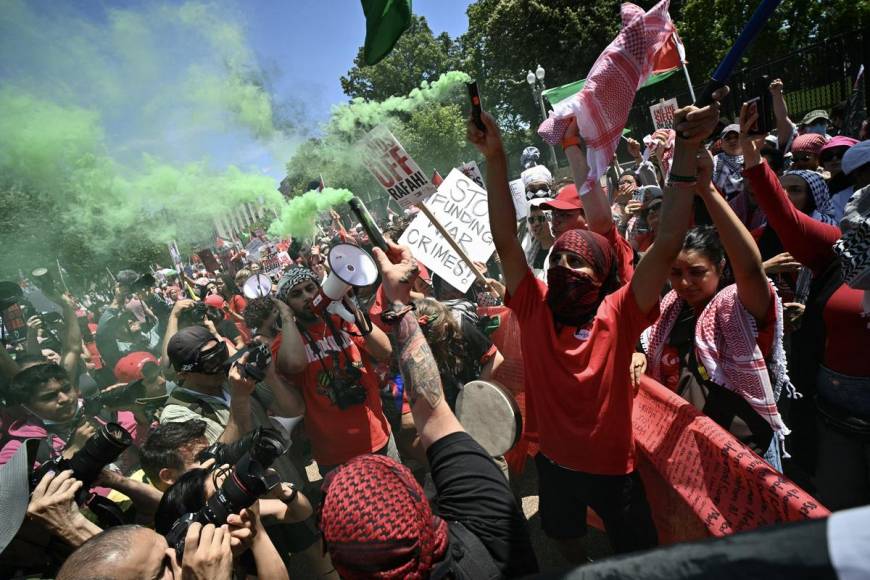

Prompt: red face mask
[546,266,604,327]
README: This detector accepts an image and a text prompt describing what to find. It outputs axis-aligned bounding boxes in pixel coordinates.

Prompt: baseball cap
[820,136,859,157]
[720,124,740,138]
[204,294,226,309]
[167,326,216,372]
[842,140,870,175]
[799,109,829,126]
[540,184,584,211]
[114,351,159,383]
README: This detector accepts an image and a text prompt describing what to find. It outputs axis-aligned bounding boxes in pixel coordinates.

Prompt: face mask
[805,122,827,136]
[546,266,603,327]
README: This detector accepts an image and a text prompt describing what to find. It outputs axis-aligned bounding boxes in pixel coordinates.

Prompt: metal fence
[623,28,868,142]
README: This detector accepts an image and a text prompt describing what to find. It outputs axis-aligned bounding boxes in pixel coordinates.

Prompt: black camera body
[178,302,209,326]
[223,341,272,382]
[328,364,367,410]
[30,422,133,499]
[165,428,286,558]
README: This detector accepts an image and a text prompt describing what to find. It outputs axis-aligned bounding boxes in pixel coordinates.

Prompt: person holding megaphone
[270,247,397,477]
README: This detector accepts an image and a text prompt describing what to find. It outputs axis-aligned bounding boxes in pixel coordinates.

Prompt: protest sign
[508,179,529,219]
[398,168,494,293]
[649,97,679,130]
[458,161,485,189]
[359,126,437,209]
[259,244,282,275]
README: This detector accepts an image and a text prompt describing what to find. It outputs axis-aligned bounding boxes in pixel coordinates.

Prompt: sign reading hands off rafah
[398,168,494,294]
[359,126,437,209]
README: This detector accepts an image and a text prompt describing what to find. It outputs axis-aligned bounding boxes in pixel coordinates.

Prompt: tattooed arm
[373,241,464,448]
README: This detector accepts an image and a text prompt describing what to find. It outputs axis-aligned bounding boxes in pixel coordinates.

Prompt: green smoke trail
[269,188,354,240]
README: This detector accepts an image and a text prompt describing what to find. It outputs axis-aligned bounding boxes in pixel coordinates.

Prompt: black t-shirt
[532,246,549,269]
[217,319,241,342]
[427,432,538,578]
[441,319,494,409]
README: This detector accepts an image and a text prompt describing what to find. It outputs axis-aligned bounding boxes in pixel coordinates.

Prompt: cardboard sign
[260,244,282,275]
[650,98,678,130]
[398,168,494,293]
[359,126,437,209]
[509,179,529,219]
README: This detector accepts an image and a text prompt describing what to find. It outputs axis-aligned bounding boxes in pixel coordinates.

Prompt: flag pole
[674,32,697,102]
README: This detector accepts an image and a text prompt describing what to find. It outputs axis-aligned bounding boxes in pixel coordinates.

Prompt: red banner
[478,306,829,544]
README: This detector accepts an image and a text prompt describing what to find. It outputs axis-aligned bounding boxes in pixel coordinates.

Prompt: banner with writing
[650,97,678,130]
[478,305,829,545]
[508,179,529,219]
[398,168,495,293]
[359,126,437,209]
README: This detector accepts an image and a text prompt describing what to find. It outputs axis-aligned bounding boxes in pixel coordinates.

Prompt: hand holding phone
[468,81,486,132]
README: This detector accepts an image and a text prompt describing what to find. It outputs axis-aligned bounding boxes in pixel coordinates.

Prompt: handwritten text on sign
[359,126,437,209]
[398,168,494,294]
[649,98,679,131]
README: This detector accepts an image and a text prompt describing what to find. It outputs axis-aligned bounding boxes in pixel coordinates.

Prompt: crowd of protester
[0,74,868,579]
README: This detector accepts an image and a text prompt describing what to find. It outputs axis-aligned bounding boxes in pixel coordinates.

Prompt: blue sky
[1,0,474,182]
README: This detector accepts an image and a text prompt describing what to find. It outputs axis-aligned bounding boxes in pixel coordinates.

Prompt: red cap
[791,133,827,156]
[114,351,159,383]
[820,136,859,155]
[540,184,584,211]
[204,294,226,309]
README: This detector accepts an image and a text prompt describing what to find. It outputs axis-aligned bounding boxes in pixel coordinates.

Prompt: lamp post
[527,64,558,168]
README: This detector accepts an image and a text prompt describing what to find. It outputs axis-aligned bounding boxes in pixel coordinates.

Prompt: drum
[455,379,522,457]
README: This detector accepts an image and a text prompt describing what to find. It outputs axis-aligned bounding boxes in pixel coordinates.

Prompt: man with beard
[271,266,396,476]
[468,88,726,563]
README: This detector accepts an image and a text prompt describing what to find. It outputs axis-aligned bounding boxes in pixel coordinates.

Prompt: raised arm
[739,102,841,275]
[372,241,463,449]
[562,121,613,235]
[696,148,770,321]
[58,294,83,383]
[769,79,796,151]
[631,88,729,313]
[467,113,528,295]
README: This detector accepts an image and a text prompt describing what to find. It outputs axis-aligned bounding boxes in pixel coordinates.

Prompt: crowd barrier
[478,306,830,544]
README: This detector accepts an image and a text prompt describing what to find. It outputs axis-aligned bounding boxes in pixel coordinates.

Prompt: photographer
[315,241,538,578]
[95,285,160,382]
[271,266,396,475]
[0,447,103,577]
[56,523,236,580]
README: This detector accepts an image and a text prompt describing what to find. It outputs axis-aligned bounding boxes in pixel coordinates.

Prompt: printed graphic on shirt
[303,330,353,363]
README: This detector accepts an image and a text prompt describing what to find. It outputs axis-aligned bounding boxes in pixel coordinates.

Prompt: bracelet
[381,303,416,325]
[667,173,696,183]
[561,136,581,149]
[667,180,698,189]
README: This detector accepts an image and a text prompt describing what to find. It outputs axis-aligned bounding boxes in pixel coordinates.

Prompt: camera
[195,425,281,467]
[223,341,272,382]
[30,422,134,498]
[178,301,209,326]
[165,427,286,557]
[328,364,367,410]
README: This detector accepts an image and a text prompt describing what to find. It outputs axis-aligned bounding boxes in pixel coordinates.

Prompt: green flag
[361,0,412,66]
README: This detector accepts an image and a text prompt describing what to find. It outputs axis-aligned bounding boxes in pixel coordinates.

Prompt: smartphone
[348,197,389,253]
[746,75,773,136]
[631,188,645,203]
[467,81,486,132]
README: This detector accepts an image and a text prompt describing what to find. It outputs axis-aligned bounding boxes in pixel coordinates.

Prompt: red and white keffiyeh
[641,283,797,444]
[538,0,674,195]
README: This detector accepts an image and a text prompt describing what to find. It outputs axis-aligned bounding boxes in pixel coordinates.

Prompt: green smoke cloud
[269,188,354,240]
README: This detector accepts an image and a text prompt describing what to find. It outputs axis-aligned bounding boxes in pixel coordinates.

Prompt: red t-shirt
[270,317,390,466]
[506,270,659,475]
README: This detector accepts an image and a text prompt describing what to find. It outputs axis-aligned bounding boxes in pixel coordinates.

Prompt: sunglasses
[528,215,549,224]
[195,341,229,375]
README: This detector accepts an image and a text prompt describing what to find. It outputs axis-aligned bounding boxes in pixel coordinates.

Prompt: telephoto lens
[165,428,287,558]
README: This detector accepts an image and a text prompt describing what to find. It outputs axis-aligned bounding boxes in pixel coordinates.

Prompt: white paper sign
[508,179,529,219]
[359,126,437,209]
[649,98,678,130]
[398,168,495,293]
[458,161,485,189]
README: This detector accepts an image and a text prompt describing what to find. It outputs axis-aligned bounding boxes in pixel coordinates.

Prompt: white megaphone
[313,243,379,323]
[242,273,273,299]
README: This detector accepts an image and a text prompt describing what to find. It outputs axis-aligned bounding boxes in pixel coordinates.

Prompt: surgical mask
[804,122,827,136]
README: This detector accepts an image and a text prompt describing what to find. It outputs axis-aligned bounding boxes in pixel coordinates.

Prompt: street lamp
[526,65,558,168]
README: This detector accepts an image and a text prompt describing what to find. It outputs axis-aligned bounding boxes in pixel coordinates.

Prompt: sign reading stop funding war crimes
[360,126,437,209]
[399,168,495,293]
[650,97,679,130]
